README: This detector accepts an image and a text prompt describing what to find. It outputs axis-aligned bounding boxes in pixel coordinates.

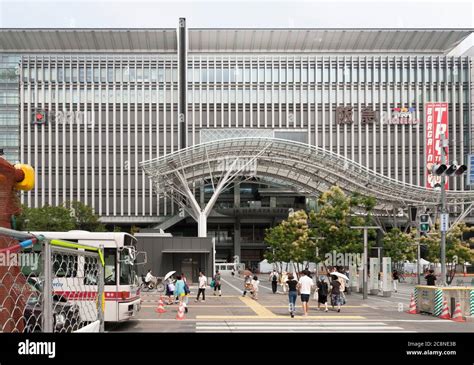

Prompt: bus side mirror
[134,251,147,266]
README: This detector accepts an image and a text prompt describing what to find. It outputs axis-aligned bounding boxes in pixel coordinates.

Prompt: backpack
[272,273,278,282]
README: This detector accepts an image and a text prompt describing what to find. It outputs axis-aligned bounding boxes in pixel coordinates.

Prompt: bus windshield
[119,247,136,285]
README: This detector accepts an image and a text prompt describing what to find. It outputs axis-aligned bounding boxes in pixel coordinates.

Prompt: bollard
[470,290,474,317]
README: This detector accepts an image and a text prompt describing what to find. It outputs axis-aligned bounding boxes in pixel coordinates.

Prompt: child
[166,279,175,305]
[251,275,260,300]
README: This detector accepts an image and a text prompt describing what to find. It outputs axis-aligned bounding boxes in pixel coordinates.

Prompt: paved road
[107,274,474,333]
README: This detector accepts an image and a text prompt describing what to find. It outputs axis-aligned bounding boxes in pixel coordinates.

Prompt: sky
[0,0,473,29]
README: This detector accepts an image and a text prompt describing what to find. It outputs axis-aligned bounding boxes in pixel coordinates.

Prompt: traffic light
[32,109,47,125]
[431,163,467,177]
[419,214,430,233]
[431,164,447,175]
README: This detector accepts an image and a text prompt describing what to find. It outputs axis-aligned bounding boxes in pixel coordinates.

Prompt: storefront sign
[383,107,419,124]
[425,102,448,189]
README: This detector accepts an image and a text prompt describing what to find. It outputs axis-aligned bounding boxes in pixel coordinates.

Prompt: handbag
[210,279,215,288]
[184,283,190,295]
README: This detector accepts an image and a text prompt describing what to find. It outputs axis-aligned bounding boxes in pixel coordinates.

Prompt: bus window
[53,254,77,277]
[119,249,136,285]
[104,248,116,285]
[84,256,99,285]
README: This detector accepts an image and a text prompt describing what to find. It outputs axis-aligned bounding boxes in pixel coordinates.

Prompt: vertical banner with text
[425,102,449,189]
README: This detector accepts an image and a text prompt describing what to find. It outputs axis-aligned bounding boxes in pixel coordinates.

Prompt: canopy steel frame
[140,137,474,231]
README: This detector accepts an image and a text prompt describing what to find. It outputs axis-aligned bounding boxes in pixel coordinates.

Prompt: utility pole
[351,226,380,300]
[440,133,447,287]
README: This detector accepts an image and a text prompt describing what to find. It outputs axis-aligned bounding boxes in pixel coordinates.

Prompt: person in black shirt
[330,275,342,312]
[286,273,298,318]
[317,277,329,312]
[425,269,436,286]
[392,270,400,292]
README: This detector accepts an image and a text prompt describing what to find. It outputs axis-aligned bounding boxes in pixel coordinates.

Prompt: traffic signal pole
[440,134,447,286]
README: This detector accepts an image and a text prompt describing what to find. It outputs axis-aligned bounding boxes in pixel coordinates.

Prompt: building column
[270,196,276,208]
[177,17,187,150]
[234,217,241,261]
[198,211,207,238]
[234,181,240,208]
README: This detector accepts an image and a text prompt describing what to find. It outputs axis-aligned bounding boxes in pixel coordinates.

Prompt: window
[86,67,92,82]
[104,248,116,285]
[72,67,78,83]
[94,67,100,82]
[52,254,77,278]
[107,68,114,83]
[79,67,85,83]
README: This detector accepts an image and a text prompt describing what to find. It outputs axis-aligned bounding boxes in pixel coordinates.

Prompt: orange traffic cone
[407,293,417,314]
[451,302,465,322]
[155,296,167,314]
[176,302,185,320]
[438,300,451,319]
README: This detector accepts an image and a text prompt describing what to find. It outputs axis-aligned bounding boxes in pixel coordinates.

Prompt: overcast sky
[0,0,473,28]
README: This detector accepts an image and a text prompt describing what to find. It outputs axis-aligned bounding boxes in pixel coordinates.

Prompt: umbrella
[164,271,176,281]
[241,269,252,276]
[331,271,349,281]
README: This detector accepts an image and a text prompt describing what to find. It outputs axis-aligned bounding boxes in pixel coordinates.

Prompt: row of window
[22,88,470,104]
[21,66,470,84]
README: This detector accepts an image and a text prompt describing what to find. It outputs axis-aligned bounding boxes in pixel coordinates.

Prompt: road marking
[196,315,366,319]
[239,296,278,317]
[195,321,407,332]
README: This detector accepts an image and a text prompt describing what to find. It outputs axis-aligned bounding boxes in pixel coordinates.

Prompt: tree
[308,186,377,270]
[17,204,76,231]
[63,201,106,232]
[16,201,106,232]
[382,228,417,269]
[420,221,474,284]
[264,210,316,276]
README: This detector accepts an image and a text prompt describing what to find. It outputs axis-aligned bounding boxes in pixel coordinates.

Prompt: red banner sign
[425,102,448,189]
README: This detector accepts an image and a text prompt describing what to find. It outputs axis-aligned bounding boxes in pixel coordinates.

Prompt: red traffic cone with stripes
[451,302,465,322]
[407,293,417,314]
[176,301,186,320]
[155,296,167,314]
[438,300,451,319]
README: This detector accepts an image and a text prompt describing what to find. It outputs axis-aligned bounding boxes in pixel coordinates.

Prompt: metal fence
[0,228,104,333]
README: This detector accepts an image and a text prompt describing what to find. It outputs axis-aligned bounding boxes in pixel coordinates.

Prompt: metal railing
[0,227,104,333]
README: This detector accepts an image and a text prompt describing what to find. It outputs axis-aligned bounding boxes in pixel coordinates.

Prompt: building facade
[0,25,472,268]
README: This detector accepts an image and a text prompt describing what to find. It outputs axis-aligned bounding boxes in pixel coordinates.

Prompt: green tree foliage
[264,210,316,274]
[420,222,474,265]
[17,204,76,231]
[382,228,417,264]
[63,201,106,232]
[17,201,105,232]
[308,186,377,265]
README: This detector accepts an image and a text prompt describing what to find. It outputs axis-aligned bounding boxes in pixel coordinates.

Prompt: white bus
[29,230,144,322]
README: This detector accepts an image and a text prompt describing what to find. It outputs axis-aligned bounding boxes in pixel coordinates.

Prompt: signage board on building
[425,102,449,189]
[384,107,419,125]
[468,154,474,186]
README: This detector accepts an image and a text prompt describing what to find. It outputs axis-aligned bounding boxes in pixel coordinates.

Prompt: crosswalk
[195,321,414,333]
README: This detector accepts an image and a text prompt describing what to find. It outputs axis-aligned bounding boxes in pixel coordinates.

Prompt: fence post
[98,245,105,333]
[42,240,53,333]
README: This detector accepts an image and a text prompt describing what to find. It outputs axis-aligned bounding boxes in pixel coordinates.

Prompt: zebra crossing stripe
[434,289,443,316]
[195,321,407,332]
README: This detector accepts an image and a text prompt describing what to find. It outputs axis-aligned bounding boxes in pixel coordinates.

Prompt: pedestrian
[286,273,298,318]
[166,278,175,305]
[330,275,343,312]
[251,275,260,300]
[269,269,279,294]
[425,269,436,286]
[213,270,222,296]
[392,270,399,292]
[231,268,235,277]
[242,274,253,297]
[317,276,329,312]
[174,275,189,313]
[280,271,288,293]
[297,270,314,316]
[195,271,207,302]
[337,274,347,305]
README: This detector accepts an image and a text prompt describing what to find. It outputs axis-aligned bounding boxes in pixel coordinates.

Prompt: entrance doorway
[172,254,202,283]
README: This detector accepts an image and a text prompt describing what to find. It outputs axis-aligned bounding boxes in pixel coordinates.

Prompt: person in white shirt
[297,270,314,316]
[195,271,207,302]
[250,275,260,300]
[145,269,153,284]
